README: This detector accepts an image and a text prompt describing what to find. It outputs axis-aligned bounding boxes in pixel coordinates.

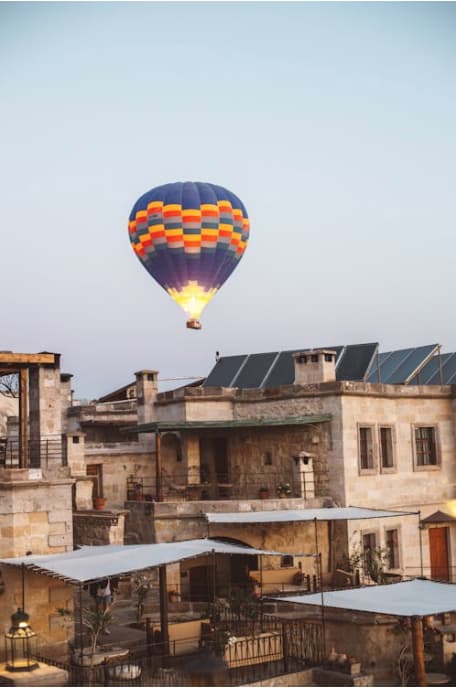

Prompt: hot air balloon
[128,181,250,329]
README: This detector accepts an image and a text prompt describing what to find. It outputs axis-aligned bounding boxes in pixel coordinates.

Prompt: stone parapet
[73,510,128,546]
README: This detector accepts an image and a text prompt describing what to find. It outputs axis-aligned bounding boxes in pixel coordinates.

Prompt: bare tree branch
[0,374,19,398]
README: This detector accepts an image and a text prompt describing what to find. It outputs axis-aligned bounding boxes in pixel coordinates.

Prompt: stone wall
[83,444,154,509]
[0,568,74,661]
[0,477,73,557]
[73,511,127,546]
[227,425,330,498]
[338,388,456,575]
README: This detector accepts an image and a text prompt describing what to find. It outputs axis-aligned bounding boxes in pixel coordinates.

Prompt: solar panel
[375,348,415,383]
[366,352,388,382]
[443,353,456,384]
[387,345,438,384]
[410,355,441,384]
[262,350,298,387]
[336,343,378,381]
[204,355,247,387]
[234,352,279,388]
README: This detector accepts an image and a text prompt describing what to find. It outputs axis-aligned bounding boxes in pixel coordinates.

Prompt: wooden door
[189,565,210,601]
[429,527,449,581]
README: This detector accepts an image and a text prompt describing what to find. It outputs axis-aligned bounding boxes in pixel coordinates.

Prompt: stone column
[65,431,93,510]
[292,452,315,499]
[60,373,73,430]
[29,356,63,469]
[185,433,200,485]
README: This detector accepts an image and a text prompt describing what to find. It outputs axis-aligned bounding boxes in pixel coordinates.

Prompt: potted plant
[93,496,106,510]
[276,482,292,498]
[258,487,270,499]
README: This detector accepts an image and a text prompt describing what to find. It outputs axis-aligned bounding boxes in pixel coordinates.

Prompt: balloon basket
[187,319,202,330]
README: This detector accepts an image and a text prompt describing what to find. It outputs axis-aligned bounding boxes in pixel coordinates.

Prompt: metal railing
[0,435,67,469]
[37,616,322,686]
[127,470,313,502]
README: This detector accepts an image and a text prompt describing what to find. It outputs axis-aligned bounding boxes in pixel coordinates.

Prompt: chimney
[135,370,158,426]
[293,349,336,385]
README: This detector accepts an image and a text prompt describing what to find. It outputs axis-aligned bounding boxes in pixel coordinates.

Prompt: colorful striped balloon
[128,181,250,328]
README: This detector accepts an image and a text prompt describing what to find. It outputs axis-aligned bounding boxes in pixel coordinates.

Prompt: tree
[0,373,19,398]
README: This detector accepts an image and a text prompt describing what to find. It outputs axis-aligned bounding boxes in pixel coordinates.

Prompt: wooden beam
[411,616,426,687]
[0,353,56,366]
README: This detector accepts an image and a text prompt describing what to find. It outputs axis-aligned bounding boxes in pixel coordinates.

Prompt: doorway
[429,527,450,581]
[87,464,103,498]
[189,565,210,601]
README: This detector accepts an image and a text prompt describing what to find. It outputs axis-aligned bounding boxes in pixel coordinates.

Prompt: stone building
[2,342,456,673]
[120,342,456,591]
[0,352,74,655]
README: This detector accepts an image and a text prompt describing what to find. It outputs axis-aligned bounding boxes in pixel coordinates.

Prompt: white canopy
[0,538,305,584]
[206,506,417,525]
[269,579,456,617]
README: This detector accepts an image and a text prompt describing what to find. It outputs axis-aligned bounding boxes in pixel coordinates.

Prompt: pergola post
[159,565,169,657]
[411,616,426,687]
[19,368,28,468]
[155,431,163,502]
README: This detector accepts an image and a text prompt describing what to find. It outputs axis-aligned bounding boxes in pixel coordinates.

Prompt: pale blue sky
[1,2,455,398]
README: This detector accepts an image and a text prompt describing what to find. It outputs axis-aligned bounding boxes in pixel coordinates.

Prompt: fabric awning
[206,506,418,525]
[268,579,456,617]
[0,538,311,585]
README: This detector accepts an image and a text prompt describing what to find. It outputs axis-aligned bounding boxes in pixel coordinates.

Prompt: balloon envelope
[128,181,250,326]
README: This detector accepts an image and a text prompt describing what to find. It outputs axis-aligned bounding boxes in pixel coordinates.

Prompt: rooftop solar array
[366,344,439,384]
[204,343,378,389]
[204,342,455,389]
[409,352,456,385]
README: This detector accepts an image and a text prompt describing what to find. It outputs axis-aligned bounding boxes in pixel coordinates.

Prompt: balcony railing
[0,435,67,469]
[36,616,322,686]
[127,470,315,502]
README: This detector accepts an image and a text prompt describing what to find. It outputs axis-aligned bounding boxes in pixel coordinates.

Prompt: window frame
[412,424,441,471]
[384,525,402,572]
[357,424,377,475]
[378,425,396,474]
[361,530,379,576]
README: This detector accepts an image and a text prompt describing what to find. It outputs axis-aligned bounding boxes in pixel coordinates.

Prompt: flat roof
[268,579,456,617]
[205,506,418,525]
[124,414,332,434]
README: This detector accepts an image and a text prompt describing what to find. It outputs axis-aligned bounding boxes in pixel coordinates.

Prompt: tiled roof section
[203,343,378,389]
[421,510,456,524]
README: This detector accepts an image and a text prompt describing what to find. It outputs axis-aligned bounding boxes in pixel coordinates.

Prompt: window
[385,529,400,569]
[281,555,294,568]
[362,532,377,571]
[324,353,333,362]
[358,426,375,471]
[415,426,438,466]
[311,354,318,363]
[379,426,394,470]
[263,451,272,466]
